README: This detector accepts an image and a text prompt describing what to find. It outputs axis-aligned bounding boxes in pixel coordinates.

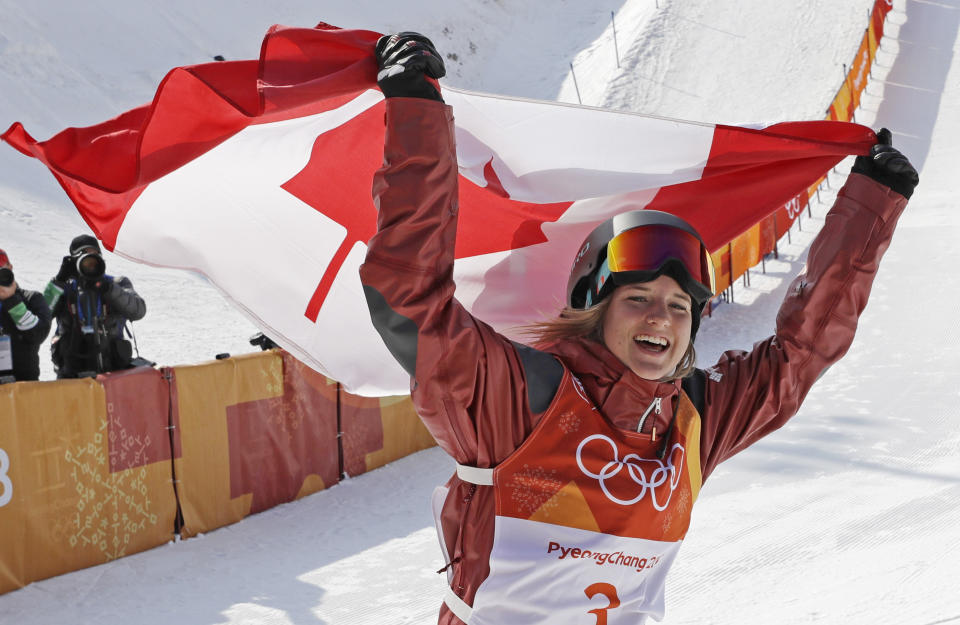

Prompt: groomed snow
[1,0,959,623]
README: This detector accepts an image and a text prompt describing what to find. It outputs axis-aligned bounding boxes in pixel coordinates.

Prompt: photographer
[44,235,146,378]
[0,248,52,382]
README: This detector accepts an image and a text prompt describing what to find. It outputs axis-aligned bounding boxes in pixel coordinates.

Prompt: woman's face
[601,275,693,380]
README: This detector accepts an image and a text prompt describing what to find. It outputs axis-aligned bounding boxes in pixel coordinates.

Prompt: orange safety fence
[0,351,431,592]
[711,0,891,301]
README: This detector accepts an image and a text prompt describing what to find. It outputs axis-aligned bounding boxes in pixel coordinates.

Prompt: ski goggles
[604,224,716,302]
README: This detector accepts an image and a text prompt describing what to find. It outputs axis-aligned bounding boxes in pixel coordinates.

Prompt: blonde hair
[521,299,698,382]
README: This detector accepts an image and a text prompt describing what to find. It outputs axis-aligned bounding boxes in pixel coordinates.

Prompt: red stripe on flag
[2,26,382,247]
[304,240,354,322]
[647,121,874,251]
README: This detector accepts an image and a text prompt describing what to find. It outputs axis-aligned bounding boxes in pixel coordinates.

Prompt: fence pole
[611,12,621,68]
[842,62,857,122]
[773,214,779,259]
[728,243,735,303]
[570,62,582,104]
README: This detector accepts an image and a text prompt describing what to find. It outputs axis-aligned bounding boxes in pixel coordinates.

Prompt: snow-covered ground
[2,0,959,623]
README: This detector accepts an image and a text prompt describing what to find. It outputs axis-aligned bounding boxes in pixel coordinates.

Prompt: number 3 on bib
[0,449,12,507]
[585,582,621,625]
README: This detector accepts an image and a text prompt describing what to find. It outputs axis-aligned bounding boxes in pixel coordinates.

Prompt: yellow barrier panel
[340,390,436,477]
[848,36,872,115]
[730,225,761,285]
[172,351,340,538]
[0,373,177,594]
[172,351,284,537]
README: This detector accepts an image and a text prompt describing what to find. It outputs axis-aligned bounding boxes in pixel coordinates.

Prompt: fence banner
[340,389,435,478]
[757,213,778,261]
[829,32,873,122]
[172,351,339,537]
[828,0,890,123]
[0,373,177,593]
[710,246,732,294]
[730,226,761,286]
[872,0,895,44]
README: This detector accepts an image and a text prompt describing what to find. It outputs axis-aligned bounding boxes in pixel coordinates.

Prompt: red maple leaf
[281,99,572,322]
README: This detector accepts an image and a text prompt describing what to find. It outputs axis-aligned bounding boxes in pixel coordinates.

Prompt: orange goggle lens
[606,225,716,297]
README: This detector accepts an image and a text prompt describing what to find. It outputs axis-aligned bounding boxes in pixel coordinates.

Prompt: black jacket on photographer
[0,288,53,382]
[44,235,147,378]
[0,249,53,382]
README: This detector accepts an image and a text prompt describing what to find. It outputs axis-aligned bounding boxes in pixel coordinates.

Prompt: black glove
[56,255,77,283]
[375,32,446,102]
[851,128,919,199]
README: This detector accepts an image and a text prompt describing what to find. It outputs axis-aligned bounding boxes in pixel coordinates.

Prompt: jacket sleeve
[43,278,65,314]
[2,290,52,344]
[104,276,146,322]
[359,98,554,468]
[698,173,908,480]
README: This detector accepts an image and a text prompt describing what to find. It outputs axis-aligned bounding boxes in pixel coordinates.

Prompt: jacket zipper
[448,483,478,596]
[636,396,661,433]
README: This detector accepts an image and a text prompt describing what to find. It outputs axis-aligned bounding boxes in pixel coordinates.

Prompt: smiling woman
[529,208,712,383]
[359,31,919,625]
[600,277,694,381]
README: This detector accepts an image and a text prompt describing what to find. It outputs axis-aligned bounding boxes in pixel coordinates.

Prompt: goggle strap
[595,262,613,303]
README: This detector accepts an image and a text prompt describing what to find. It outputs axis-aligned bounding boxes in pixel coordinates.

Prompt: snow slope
[2,0,959,624]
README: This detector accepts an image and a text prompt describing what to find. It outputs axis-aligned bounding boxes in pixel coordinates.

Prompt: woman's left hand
[851,127,919,199]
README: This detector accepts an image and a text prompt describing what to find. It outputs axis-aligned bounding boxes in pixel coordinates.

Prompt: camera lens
[75,253,106,281]
[0,267,13,288]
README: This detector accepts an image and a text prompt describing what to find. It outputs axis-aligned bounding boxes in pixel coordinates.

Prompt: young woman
[360,33,918,625]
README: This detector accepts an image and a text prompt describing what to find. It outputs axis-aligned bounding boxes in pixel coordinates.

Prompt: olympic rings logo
[576,434,684,510]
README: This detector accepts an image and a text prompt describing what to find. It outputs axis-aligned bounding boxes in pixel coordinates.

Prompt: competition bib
[0,335,12,372]
[454,371,703,625]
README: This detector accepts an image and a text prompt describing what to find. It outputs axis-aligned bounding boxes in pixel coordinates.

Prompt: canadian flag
[2,24,874,395]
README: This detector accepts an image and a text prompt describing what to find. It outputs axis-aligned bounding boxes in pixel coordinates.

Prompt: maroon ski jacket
[359,98,908,624]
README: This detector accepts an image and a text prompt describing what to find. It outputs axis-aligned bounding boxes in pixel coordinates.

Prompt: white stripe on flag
[447,87,715,202]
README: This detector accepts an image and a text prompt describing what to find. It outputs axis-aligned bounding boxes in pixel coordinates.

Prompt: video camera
[72,251,106,283]
[0,267,13,288]
[249,332,278,351]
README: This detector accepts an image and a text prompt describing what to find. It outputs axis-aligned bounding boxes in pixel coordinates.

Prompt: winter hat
[69,234,101,256]
[0,248,9,267]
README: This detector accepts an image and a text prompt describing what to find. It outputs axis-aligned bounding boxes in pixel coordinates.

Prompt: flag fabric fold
[2,24,874,396]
